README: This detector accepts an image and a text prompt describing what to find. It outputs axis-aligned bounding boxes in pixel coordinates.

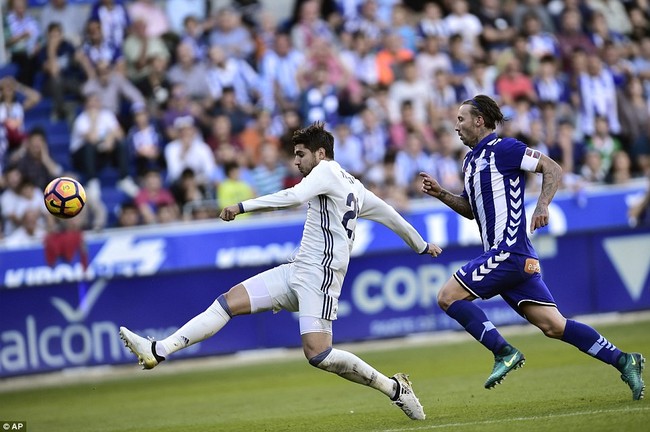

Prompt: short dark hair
[47,22,62,33]
[292,121,335,158]
[28,126,46,140]
[539,54,556,64]
[461,95,505,130]
[223,161,240,177]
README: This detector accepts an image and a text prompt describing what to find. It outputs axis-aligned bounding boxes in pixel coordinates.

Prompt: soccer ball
[43,177,87,219]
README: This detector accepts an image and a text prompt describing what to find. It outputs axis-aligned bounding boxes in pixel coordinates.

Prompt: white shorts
[241,263,343,333]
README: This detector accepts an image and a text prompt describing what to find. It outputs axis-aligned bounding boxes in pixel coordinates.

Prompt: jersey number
[342,193,359,239]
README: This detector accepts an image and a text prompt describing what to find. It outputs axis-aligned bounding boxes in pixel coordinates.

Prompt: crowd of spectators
[1,0,650,247]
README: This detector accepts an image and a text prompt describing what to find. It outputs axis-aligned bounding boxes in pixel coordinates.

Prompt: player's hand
[420,172,443,198]
[628,202,644,221]
[530,204,549,233]
[424,242,443,258]
[219,205,240,221]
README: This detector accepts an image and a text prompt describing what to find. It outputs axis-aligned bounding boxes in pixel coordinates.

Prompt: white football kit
[239,160,428,333]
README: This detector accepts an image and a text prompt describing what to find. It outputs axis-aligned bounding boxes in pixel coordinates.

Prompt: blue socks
[446,300,508,355]
[446,302,625,367]
[561,319,623,366]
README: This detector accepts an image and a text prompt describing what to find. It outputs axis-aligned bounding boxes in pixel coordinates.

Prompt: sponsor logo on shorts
[524,258,541,274]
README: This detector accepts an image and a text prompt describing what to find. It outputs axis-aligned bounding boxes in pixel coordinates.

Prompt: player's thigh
[241,264,299,313]
[519,301,566,338]
[499,269,563,339]
[437,276,476,309]
[453,249,523,300]
[291,265,343,322]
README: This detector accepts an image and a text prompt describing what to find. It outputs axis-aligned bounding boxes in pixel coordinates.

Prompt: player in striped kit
[120,122,442,420]
[421,95,645,400]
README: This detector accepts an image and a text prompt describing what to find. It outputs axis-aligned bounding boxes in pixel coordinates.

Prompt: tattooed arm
[420,172,474,220]
[530,154,563,233]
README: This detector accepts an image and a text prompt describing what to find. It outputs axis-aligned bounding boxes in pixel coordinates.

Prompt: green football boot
[618,352,645,400]
[485,345,525,389]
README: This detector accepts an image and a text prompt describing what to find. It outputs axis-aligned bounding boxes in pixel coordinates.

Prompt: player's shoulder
[491,136,527,153]
[493,136,522,146]
[315,159,351,179]
[312,159,339,177]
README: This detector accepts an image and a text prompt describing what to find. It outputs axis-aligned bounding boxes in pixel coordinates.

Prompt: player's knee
[308,347,332,368]
[222,285,251,316]
[538,322,564,339]
[437,289,454,311]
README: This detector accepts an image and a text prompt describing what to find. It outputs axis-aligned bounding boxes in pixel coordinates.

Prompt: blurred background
[0,0,649,379]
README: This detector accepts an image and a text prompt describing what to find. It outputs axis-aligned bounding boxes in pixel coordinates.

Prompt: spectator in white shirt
[164,116,216,188]
[2,208,45,248]
[443,0,483,55]
[40,0,86,46]
[587,0,632,35]
[388,59,432,125]
[415,35,451,83]
[70,92,138,198]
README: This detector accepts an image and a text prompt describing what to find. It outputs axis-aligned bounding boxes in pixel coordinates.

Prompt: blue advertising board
[1,225,649,377]
[0,183,647,289]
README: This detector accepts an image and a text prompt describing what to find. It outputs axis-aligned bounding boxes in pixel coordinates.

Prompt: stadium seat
[0,63,18,79]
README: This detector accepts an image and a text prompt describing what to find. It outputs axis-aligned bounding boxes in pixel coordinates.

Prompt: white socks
[312,348,397,398]
[157,297,231,357]
[154,297,395,402]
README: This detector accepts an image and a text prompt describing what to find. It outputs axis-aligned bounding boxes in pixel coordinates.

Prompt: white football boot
[391,373,426,420]
[119,326,165,370]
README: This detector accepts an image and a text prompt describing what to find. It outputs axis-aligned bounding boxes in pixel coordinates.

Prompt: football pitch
[1,315,649,432]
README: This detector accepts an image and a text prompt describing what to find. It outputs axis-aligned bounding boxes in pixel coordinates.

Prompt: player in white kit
[120,122,442,420]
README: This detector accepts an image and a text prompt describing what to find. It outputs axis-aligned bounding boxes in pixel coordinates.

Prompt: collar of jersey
[472,132,498,153]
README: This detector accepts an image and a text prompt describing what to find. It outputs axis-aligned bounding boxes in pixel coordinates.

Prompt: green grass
[2,318,649,432]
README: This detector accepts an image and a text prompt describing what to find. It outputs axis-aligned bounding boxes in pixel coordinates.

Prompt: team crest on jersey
[524,258,541,274]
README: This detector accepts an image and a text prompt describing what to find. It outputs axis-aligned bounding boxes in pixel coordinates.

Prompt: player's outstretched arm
[530,154,562,233]
[359,189,443,257]
[419,172,474,220]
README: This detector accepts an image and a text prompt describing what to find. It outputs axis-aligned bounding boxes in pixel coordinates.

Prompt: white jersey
[241,160,428,274]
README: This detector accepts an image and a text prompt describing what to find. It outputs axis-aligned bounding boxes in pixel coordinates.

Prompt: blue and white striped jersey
[460,133,542,257]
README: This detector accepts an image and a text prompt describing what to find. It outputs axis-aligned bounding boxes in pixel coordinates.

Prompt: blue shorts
[454,249,557,316]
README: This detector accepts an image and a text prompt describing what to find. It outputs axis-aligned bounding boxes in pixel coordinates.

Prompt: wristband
[238,202,245,213]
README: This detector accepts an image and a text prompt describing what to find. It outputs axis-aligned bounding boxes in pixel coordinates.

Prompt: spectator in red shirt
[134,168,177,224]
[495,54,537,106]
[44,216,88,269]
